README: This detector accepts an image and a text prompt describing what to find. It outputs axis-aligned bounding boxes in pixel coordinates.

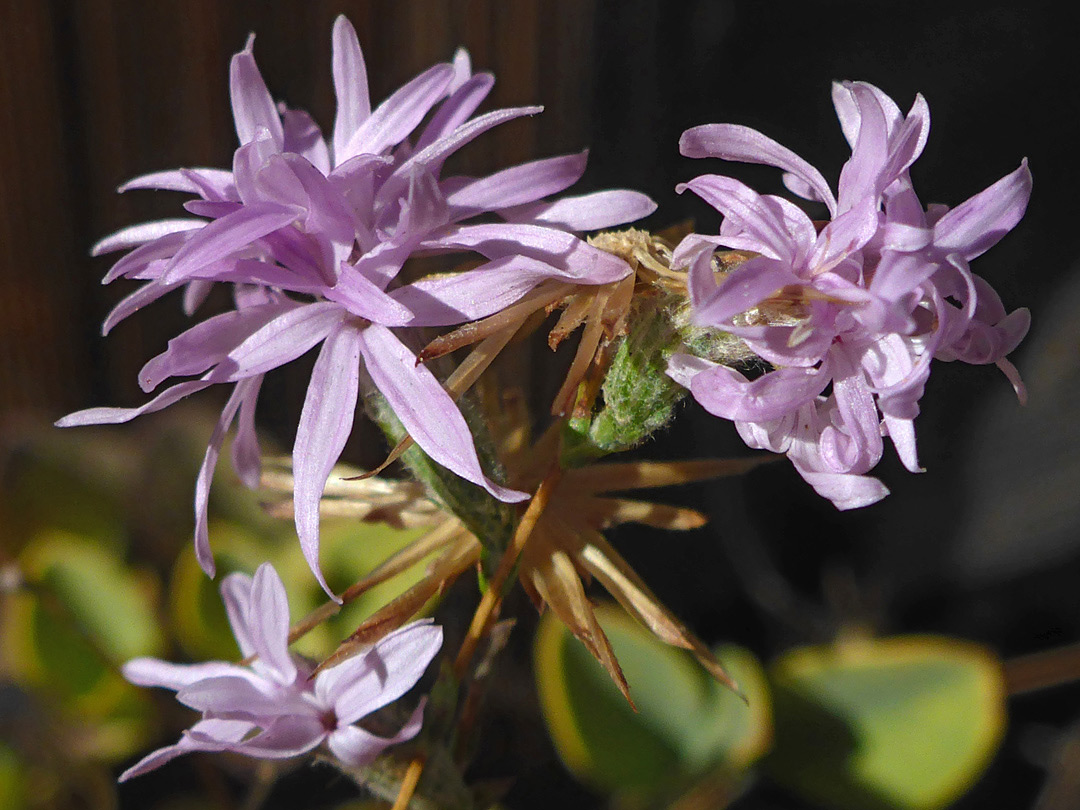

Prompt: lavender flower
[667,81,1031,508]
[120,563,442,781]
[59,16,654,594]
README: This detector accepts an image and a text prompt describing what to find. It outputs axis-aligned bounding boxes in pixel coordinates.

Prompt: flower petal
[446,151,588,212]
[932,160,1032,261]
[692,255,800,326]
[331,15,371,160]
[683,361,831,422]
[230,44,284,149]
[214,302,344,381]
[327,701,425,768]
[357,325,528,503]
[162,202,299,284]
[232,374,264,489]
[423,223,630,284]
[55,379,212,427]
[193,380,255,576]
[680,123,837,215]
[139,302,293,392]
[122,658,249,691]
[503,189,657,231]
[92,220,206,256]
[118,719,255,781]
[338,63,454,162]
[414,71,495,152]
[388,255,577,326]
[319,621,442,724]
[246,562,297,684]
[292,322,363,598]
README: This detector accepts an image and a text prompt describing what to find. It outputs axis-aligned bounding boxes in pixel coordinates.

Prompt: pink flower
[120,564,442,781]
[60,17,654,594]
[668,82,1030,508]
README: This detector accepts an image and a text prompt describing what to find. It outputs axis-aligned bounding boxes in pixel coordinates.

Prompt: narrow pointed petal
[389,255,576,326]
[394,106,542,182]
[281,107,331,173]
[357,325,528,503]
[162,203,299,284]
[139,303,292,391]
[193,380,250,576]
[682,361,830,422]
[933,160,1032,260]
[796,467,890,510]
[232,375,264,489]
[679,174,798,263]
[505,189,657,231]
[424,223,631,284]
[324,266,415,325]
[122,658,249,691]
[93,220,206,256]
[215,302,344,381]
[103,229,194,283]
[293,322,363,598]
[118,719,255,781]
[692,256,800,326]
[836,82,890,211]
[183,279,214,315]
[247,563,297,683]
[331,15,371,158]
[681,123,837,215]
[118,168,234,196]
[220,571,257,658]
[447,151,588,212]
[414,71,494,152]
[338,63,454,162]
[230,47,284,148]
[55,379,212,427]
[231,717,325,759]
[177,675,295,716]
[102,279,178,335]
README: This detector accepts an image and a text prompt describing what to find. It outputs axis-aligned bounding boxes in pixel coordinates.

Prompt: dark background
[2,1,1078,807]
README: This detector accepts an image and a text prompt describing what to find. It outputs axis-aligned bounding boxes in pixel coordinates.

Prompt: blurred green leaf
[0,744,26,810]
[4,531,158,762]
[534,603,770,800]
[21,531,164,664]
[767,635,1006,810]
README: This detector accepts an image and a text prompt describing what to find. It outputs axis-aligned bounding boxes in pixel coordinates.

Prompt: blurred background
[2,1,1078,808]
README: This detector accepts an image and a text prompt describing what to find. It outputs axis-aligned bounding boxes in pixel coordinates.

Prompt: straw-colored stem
[390,756,425,810]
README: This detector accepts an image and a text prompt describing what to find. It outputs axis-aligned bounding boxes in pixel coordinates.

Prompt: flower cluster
[667,81,1031,508]
[58,17,654,594]
[120,564,442,780]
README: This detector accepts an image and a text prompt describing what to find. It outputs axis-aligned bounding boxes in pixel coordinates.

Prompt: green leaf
[0,744,26,810]
[20,531,164,666]
[767,635,1006,810]
[5,532,158,762]
[534,603,770,799]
